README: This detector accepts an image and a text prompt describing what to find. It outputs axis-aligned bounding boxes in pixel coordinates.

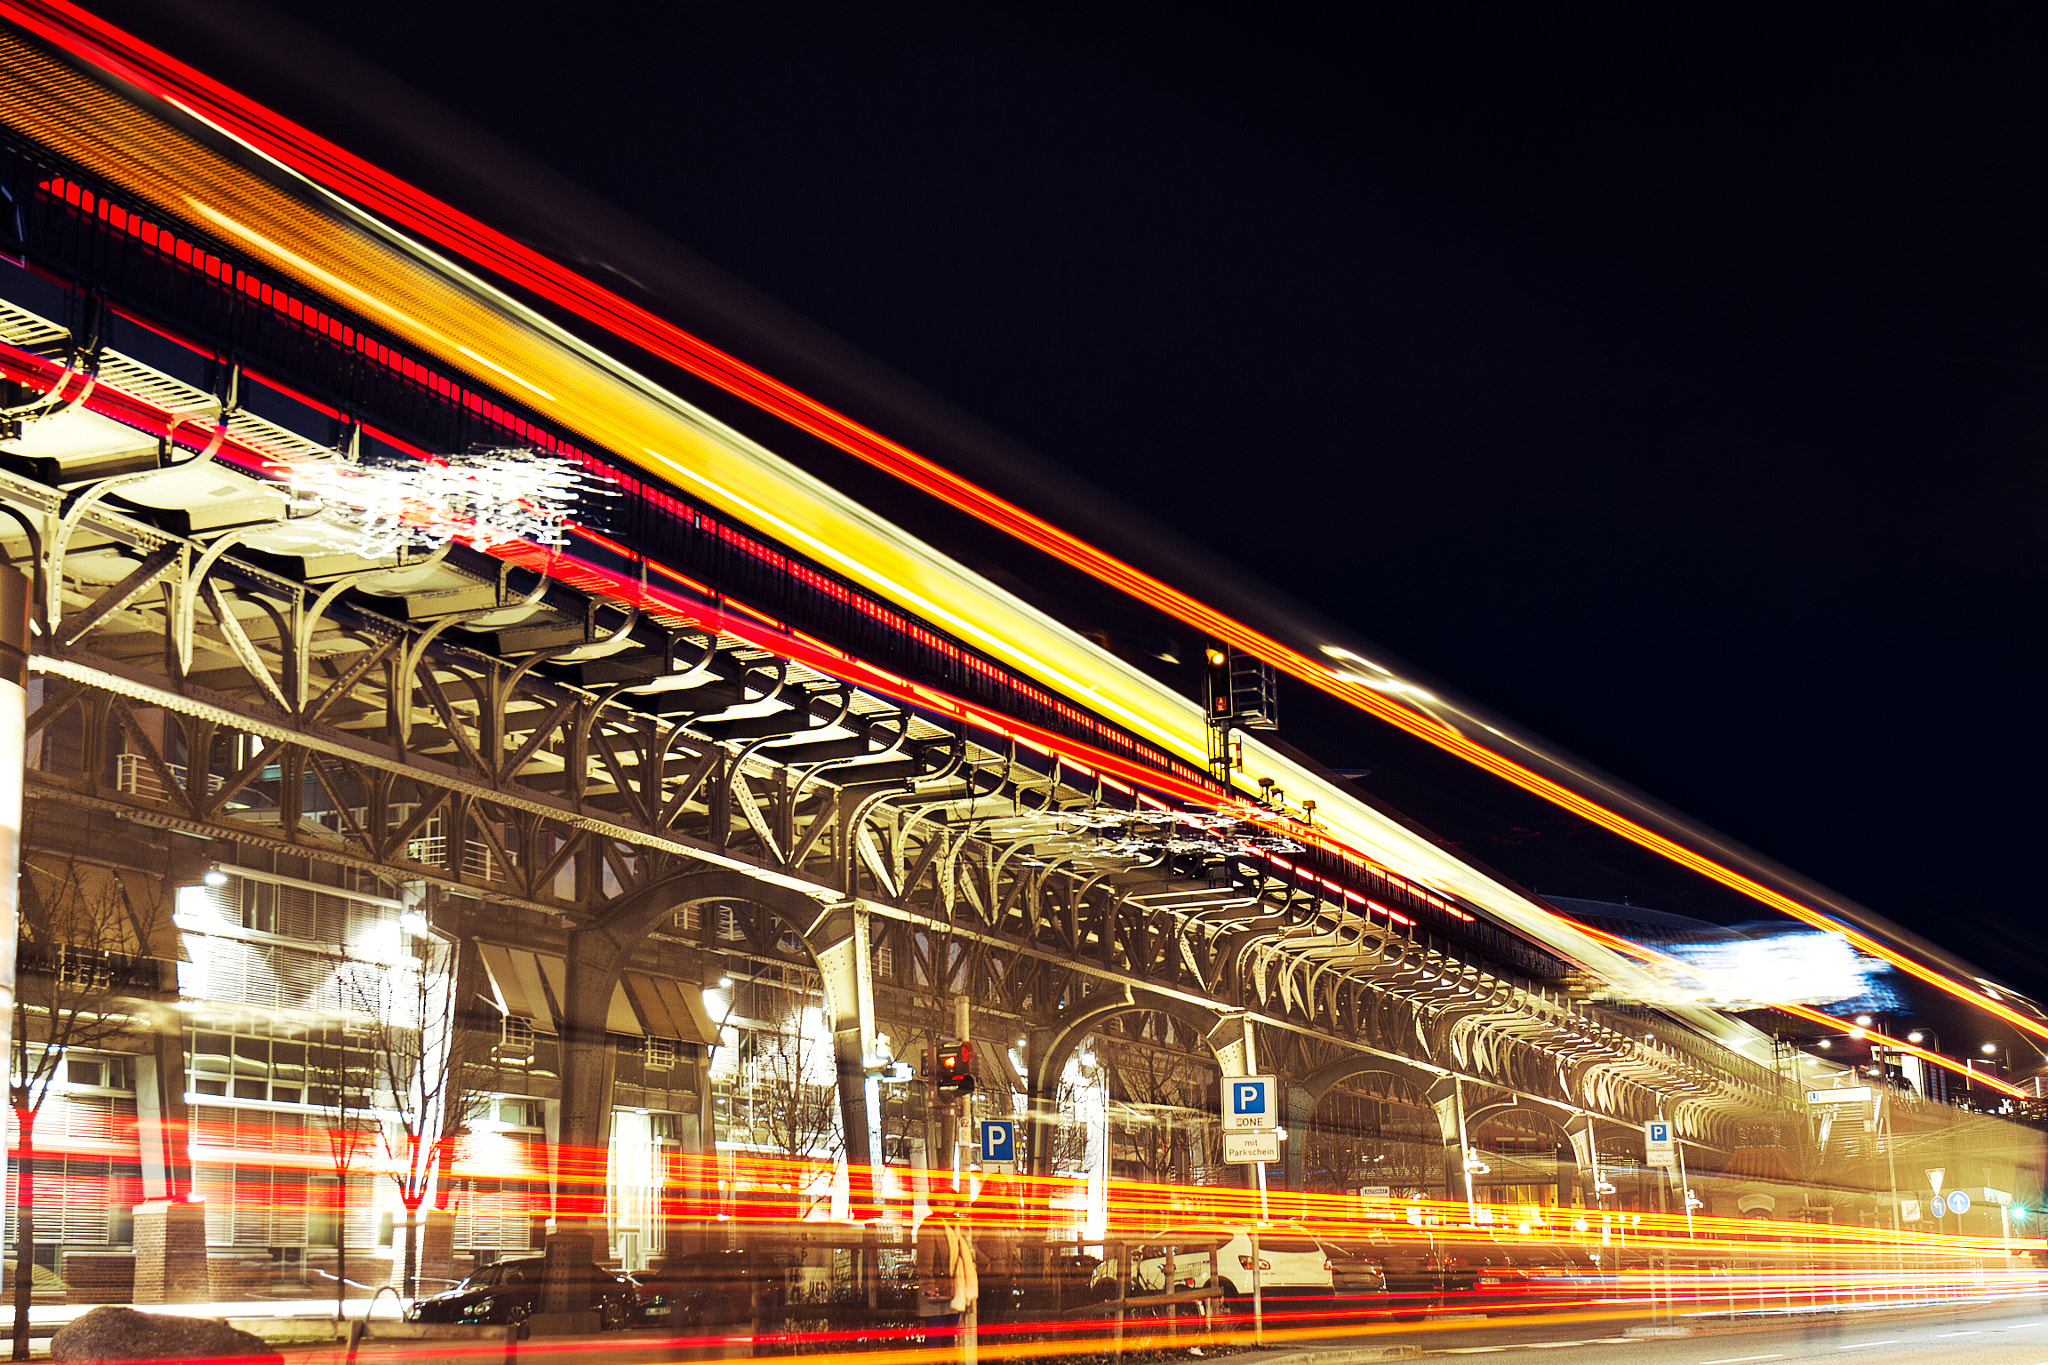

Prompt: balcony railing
[114,753,222,802]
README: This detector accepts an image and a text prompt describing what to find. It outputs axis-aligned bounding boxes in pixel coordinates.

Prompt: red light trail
[0,0,2041,1045]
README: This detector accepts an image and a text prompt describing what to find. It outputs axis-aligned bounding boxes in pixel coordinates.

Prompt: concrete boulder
[51,1306,282,1364]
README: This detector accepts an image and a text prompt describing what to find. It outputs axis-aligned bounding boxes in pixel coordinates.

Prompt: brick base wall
[132,1202,209,1304]
[61,1253,135,1304]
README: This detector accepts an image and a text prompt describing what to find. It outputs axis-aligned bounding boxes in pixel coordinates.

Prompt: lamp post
[0,566,27,1308]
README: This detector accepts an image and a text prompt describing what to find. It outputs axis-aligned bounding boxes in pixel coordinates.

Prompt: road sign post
[1644,1120,1676,1169]
[980,1120,1015,1171]
[1224,1131,1281,1163]
[1222,1077,1277,1134]
[1221,1077,1277,1166]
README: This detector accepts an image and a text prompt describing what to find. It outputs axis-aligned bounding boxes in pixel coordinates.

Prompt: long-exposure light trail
[1773,1004,2030,1100]
[1556,926,2030,1097]
[0,339,1228,817]
[0,51,1783,1042]
[0,6,2040,1049]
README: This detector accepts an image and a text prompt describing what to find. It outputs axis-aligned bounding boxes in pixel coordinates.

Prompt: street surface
[1283,1296,2048,1365]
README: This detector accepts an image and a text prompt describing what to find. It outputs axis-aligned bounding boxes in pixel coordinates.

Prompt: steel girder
[2,447,1788,1143]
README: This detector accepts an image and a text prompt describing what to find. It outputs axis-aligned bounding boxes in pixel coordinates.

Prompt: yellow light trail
[0,19,2037,1048]
[0,32,1686,1000]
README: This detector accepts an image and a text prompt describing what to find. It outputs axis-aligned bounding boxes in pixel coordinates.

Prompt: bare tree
[1104,1017,1213,1185]
[309,1021,374,1318]
[10,856,164,1359]
[340,932,479,1300]
[753,1021,843,1165]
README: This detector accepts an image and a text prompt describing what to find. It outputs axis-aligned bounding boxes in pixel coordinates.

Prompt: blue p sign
[1233,1081,1267,1116]
[1649,1123,1669,1144]
[981,1120,1015,1163]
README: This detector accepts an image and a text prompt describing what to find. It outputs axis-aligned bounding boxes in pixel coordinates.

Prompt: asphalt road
[1277,1296,2048,1365]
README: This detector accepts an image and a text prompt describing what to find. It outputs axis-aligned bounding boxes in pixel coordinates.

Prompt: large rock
[51,1305,283,1364]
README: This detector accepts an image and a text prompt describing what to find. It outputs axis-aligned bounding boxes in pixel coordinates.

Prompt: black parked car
[630,1248,793,1329]
[404,1256,636,1329]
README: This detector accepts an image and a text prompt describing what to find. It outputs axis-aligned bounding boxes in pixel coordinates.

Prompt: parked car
[1105,1223,1334,1304]
[630,1247,793,1328]
[404,1256,635,1329]
[1020,1248,1103,1313]
[1324,1232,1449,1319]
[1318,1238,1388,1294]
[1460,1242,1603,1313]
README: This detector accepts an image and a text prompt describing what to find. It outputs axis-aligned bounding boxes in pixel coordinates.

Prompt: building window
[239,880,279,935]
[496,1098,543,1129]
[62,1055,130,1091]
[645,1037,676,1072]
[55,945,115,991]
[189,1023,357,1106]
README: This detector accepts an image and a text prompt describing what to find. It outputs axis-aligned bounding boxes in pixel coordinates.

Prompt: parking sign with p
[1222,1075,1277,1131]
[980,1120,1015,1164]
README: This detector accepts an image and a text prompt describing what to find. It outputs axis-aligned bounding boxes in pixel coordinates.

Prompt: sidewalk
[22,1296,413,1328]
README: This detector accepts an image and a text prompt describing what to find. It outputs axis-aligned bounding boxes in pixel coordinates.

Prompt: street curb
[1258,1347,1426,1364]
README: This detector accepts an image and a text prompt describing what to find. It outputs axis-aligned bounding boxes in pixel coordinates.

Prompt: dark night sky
[89,4,2048,1004]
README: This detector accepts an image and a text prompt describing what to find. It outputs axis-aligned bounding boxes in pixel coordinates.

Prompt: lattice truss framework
[0,296,1785,1148]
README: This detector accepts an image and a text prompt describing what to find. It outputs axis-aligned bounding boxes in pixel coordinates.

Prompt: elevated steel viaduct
[0,10,1978,1303]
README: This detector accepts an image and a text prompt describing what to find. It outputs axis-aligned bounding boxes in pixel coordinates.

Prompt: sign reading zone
[1222,1075,1277,1132]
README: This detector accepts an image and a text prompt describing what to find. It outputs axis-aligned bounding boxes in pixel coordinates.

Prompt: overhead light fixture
[201,867,228,887]
[1907,1031,1925,1043]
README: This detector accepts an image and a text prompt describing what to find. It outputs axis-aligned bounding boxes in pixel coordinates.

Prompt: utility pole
[946,997,976,1365]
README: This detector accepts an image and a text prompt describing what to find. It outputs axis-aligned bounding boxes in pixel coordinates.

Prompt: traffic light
[1203,645,1232,723]
[1203,643,1279,731]
[933,1038,975,1100]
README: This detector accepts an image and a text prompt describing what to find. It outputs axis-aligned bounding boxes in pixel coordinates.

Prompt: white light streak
[266,445,605,555]
[1610,931,1894,1010]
